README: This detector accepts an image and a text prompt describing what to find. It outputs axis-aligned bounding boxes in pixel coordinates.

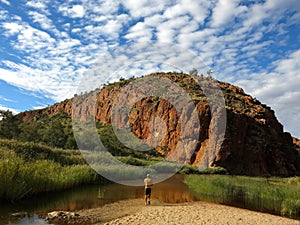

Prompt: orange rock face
[17,73,300,176]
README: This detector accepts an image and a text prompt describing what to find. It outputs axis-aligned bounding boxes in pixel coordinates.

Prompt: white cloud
[89,1,120,15]
[123,0,211,44]
[164,0,211,24]
[275,49,300,73]
[59,4,85,18]
[164,3,185,19]
[2,19,57,52]
[0,95,16,103]
[125,22,153,42]
[211,0,247,27]
[0,1,145,102]
[25,0,50,14]
[27,11,58,33]
[121,0,170,18]
[81,13,129,42]
[0,105,19,114]
[242,0,300,31]
[178,28,216,49]
[0,9,8,20]
[32,105,48,110]
[15,25,56,53]
[56,38,81,51]
[235,49,300,137]
[155,15,194,44]
[2,22,23,36]
[1,17,90,103]
[0,0,10,6]
[71,5,85,18]
[26,0,47,9]
[101,19,123,39]
[143,14,164,27]
[0,65,78,102]
[71,28,82,33]
[265,0,300,11]
[180,0,212,24]
[156,26,175,43]
[243,3,268,28]
[88,41,209,83]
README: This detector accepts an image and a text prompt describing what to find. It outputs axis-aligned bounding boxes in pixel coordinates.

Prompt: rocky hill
[17,72,300,176]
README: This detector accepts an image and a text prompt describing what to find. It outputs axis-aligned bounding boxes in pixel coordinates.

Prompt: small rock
[11,212,28,218]
[47,211,80,219]
[45,211,93,225]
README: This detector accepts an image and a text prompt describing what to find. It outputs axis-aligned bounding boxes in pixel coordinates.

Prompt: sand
[63,199,300,225]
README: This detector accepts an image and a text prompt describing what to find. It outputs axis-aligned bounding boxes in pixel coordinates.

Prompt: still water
[0,175,197,225]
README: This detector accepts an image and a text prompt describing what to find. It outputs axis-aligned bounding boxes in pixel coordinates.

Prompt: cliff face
[18,72,300,176]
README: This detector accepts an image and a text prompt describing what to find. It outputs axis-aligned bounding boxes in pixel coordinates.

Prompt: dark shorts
[145,187,151,195]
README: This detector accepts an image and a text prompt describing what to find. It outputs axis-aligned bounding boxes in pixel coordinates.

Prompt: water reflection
[7,214,50,225]
[152,175,198,203]
[0,175,196,225]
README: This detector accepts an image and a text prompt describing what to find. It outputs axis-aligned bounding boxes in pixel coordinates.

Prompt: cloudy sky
[0,0,299,137]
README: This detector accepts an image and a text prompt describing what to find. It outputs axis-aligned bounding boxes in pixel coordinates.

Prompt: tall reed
[0,141,98,202]
[185,175,300,219]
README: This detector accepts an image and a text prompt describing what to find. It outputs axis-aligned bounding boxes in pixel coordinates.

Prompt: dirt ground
[46,198,300,225]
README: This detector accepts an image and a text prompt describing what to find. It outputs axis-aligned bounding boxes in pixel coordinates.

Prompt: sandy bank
[101,200,299,225]
[46,199,299,225]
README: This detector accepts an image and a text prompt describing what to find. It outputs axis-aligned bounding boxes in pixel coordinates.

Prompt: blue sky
[0,0,299,137]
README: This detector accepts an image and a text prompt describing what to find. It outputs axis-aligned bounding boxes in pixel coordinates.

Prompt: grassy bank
[0,139,99,202]
[0,138,195,201]
[0,138,226,201]
[184,175,300,219]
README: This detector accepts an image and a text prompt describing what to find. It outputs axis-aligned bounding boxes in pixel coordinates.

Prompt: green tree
[18,120,41,142]
[40,120,67,148]
[0,110,21,139]
[189,68,198,76]
[64,136,78,149]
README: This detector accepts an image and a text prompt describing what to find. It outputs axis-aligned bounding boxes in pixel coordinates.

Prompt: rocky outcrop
[45,211,94,225]
[17,72,300,176]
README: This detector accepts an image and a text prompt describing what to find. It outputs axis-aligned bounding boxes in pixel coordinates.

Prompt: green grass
[83,151,172,181]
[117,156,161,166]
[0,138,229,202]
[0,139,85,165]
[84,149,228,181]
[0,138,198,200]
[184,175,300,219]
[117,155,227,175]
[0,139,99,202]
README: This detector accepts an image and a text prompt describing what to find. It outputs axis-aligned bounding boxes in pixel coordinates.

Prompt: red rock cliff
[18,72,300,176]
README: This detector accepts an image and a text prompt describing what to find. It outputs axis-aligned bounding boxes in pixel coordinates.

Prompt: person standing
[144,174,153,205]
